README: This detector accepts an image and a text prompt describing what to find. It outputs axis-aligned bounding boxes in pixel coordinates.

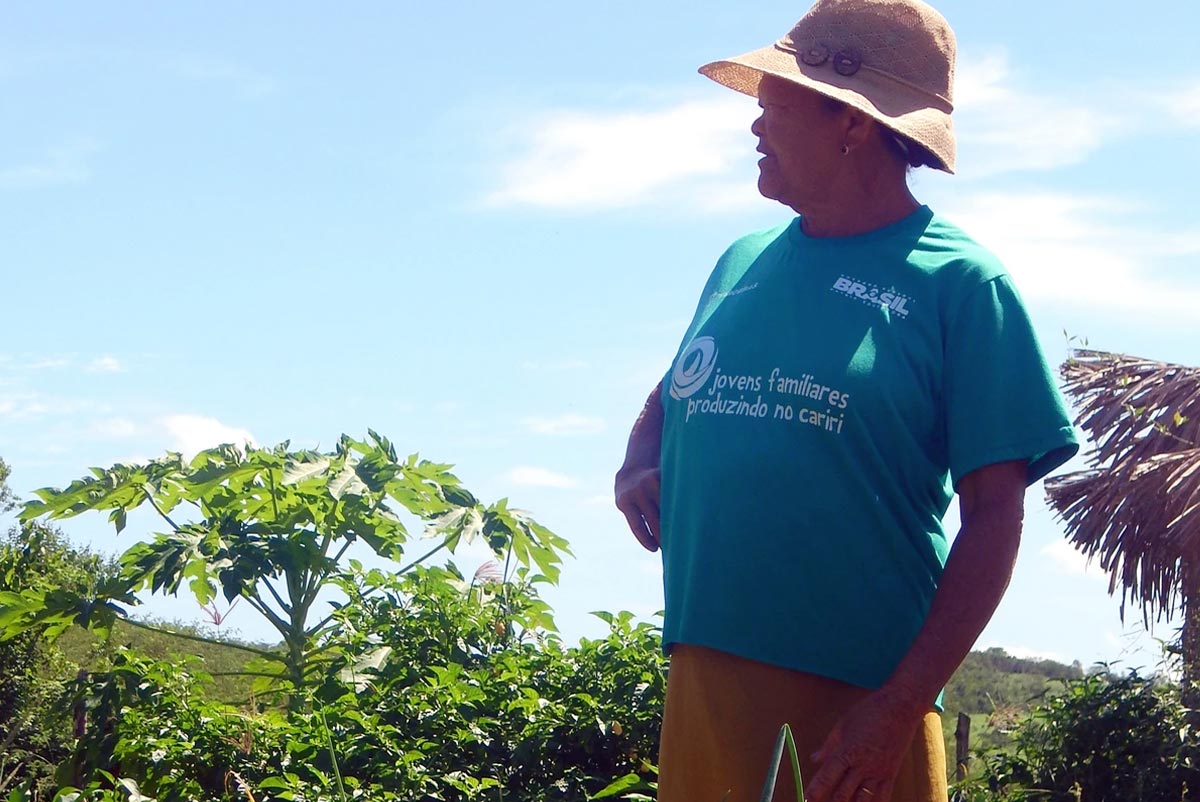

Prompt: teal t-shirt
[659,206,1079,691]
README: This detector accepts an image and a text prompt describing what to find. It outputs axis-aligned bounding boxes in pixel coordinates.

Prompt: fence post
[954,712,971,782]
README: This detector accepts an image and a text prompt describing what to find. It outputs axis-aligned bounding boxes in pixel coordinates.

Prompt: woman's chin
[756,173,782,203]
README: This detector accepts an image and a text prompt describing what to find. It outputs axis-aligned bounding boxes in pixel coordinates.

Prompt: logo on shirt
[831,276,912,318]
[669,336,718,400]
[708,282,759,302]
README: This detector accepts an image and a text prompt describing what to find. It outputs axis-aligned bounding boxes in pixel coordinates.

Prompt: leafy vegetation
[9,567,665,801]
[54,618,267,705]
[958,670,1200,801]
[1,433,568,711]
[1,444,1195,801]
[0,461,123,799]
[0,438,660,801]
[941,648,1083,758]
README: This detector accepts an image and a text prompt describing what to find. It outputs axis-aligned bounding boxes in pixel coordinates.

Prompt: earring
[840,144,850,156]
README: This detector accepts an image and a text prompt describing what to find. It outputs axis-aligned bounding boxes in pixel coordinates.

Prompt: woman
[614,1,1079,801]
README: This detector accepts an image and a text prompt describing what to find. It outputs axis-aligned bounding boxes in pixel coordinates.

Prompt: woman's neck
[796,158,921,238]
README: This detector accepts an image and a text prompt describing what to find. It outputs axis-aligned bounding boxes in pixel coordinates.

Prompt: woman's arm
[806,459,1027,802]
[614,382,665,552]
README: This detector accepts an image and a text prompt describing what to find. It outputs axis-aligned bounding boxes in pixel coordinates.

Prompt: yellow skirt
[658,645,948,802]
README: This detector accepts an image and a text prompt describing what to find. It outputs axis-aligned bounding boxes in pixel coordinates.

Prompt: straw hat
[699,0,957,173]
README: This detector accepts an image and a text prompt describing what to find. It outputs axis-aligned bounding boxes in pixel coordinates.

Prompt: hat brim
[700,43,956,174]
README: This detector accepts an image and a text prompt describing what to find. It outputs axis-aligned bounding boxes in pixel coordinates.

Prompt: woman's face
[751,76,846,212]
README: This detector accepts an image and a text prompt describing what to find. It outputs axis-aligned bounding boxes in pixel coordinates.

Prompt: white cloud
[90,417,139,439]
[485,96,755,211]
[482,54,1138,212]
[1040,538,1108,581]
[940,191,1200,314]
[160,414,256,459]
[86,356,123,374]
[504,466,579,489]
[522,413,605,436]
[1158,81,1200,128]
[175,56,276,100]
[0,139,100,189]
[25,358,71,370]
[953,52,1123,177]
[0,391,93,420]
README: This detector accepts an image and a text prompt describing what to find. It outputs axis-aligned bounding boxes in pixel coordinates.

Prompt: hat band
[774,39,954,113]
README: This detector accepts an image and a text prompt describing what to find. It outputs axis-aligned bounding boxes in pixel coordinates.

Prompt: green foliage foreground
[959,669,1200,802]
[4,442,1200,801]
[39,573,665,801]
[0,435,668,801]
[2,432,570,710]
[0,522,121,798]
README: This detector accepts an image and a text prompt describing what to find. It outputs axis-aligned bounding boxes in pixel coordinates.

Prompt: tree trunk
[1183,557,1200,714]
[286,632,306,715]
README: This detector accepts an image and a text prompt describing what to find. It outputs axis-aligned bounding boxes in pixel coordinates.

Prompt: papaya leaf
[591,773,644,800]
[17,431,571,714]
[329,462,369,500]
[282,456,332,486]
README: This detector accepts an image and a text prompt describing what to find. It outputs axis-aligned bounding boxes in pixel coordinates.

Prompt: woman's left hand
[804,686,925,802]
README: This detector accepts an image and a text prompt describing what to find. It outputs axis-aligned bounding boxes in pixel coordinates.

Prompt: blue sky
[2,1,1199,672]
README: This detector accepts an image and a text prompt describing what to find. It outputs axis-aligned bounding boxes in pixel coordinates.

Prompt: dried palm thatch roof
[1045,348,1200,624]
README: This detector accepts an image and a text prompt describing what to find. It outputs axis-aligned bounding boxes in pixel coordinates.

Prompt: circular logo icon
[669,336,718,400]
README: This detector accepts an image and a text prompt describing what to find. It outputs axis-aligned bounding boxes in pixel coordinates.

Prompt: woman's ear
[840,105,877,151]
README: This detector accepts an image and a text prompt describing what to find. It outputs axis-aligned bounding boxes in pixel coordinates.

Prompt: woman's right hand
[615,462,661,552]
[614,382,665,552]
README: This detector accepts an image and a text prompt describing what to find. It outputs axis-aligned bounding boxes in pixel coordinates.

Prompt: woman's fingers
[640,471,661,540]
[621,507,660,552]
[615,468,662,552]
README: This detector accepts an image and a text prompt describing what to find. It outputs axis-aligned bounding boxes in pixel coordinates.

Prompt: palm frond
[1061,348,1200,467]
[1046,349,1200,623]
[1047,449,1200,623]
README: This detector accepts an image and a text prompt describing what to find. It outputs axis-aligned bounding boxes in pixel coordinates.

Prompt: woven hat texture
[699,0,958,172]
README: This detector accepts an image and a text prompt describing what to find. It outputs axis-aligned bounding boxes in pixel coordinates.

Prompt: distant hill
[941,647,1085,765]
[56,617,273,705]
[945,647,1082,715]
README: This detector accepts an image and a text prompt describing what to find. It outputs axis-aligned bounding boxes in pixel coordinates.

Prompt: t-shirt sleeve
[943,274,1079,488]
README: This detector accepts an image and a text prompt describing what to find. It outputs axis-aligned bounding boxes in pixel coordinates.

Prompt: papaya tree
[0,431,570,711]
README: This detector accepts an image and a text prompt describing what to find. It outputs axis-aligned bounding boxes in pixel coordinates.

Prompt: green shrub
[966,670,1199,801]
[315,564,665,801]
[34,564,663,802]
[0,521,121,800]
